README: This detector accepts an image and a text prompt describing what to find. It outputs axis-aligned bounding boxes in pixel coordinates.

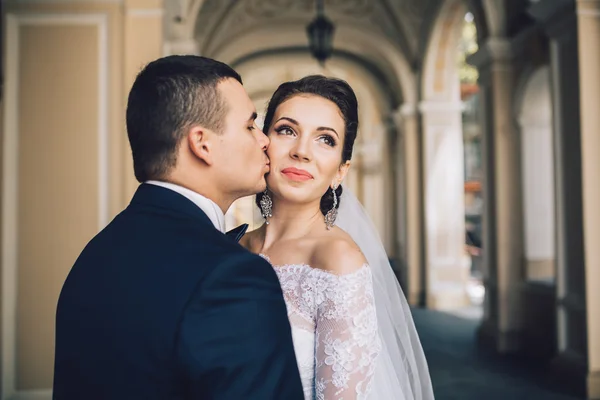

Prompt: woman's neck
[260,198,325,251]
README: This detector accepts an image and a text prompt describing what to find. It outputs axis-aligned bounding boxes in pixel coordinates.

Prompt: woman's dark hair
[257,75,359,216]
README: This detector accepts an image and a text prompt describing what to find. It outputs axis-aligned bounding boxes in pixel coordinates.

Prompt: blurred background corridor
[2,0,600,398]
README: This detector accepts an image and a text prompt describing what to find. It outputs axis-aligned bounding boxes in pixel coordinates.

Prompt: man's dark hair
[126,55,242,182]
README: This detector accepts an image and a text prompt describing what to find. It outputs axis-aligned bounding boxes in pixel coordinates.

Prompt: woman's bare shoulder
[311,227,368,275]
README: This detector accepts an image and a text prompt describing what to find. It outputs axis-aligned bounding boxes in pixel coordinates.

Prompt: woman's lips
[281,167,313,182]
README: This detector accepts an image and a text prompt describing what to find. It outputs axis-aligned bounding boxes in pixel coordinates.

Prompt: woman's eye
[318,135,336,147]
[276,126,295,136]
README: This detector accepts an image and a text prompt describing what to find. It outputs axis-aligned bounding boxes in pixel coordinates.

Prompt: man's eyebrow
[248,111,258,121]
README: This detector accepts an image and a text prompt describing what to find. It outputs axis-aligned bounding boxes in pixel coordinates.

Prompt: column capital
[468,37,515,86]
[418,100,464,115]
[390,103,418,126]
[354,140,383,174]
[467,37,512,70]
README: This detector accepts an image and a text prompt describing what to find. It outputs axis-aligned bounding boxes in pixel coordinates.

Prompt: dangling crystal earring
[260,189,273,224]
[324,185,338,230]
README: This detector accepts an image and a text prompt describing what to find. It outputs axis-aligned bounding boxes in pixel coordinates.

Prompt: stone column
[358,136,388,252]
[576,0,600,397]
[529,0,588,387]
[393,105,425,306]
[386,112,407,287]
[469,38,525,352]
[419,100,469,311]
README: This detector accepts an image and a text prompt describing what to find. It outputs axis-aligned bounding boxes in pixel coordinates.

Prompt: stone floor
[412,308,584,400]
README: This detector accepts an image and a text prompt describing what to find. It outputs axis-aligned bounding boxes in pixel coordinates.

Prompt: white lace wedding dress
[260,254,382,400]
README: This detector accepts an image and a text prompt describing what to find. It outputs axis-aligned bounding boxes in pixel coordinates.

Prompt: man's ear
[335,161,351,186]
[186,125,214,166]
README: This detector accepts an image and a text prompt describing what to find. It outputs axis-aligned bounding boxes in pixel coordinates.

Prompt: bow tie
[225,223,249,243]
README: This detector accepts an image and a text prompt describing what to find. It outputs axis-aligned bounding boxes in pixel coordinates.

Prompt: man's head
[126,55,270,210]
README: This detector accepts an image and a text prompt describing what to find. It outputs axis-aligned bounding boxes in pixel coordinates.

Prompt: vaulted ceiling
[192,0,442,65]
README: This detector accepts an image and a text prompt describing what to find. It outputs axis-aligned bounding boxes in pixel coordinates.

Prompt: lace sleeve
[314,266,381,400]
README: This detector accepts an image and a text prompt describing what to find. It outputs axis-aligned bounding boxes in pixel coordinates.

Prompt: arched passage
[419,0,473,310]
[190,0,415,105]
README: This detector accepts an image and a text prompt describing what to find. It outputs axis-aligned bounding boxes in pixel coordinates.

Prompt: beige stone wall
[17,22,101,389]
[2,0,163,395]
[576,1,600,398]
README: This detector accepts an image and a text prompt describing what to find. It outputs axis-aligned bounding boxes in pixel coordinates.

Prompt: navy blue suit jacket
[53,184,303,399]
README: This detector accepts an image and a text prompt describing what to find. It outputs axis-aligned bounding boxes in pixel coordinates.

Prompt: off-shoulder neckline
[259,253,370,278]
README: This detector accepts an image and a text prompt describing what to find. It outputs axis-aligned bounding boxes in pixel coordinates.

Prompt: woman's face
[265,94,350,206]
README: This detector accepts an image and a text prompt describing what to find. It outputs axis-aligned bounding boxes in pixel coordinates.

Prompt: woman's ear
[187,125,214,166]
[335,161,351,187]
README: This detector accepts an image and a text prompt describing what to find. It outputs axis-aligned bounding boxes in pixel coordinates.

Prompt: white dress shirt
[145,180,226,233]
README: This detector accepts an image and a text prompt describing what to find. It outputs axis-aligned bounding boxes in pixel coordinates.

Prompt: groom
[53,56,303,399]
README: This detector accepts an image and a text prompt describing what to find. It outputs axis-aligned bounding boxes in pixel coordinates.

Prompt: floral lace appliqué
[260,254,381,400]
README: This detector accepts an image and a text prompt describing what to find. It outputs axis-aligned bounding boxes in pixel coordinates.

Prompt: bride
[240,75,434,399]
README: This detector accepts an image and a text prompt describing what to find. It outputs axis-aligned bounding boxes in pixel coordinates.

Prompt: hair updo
[256,75,359,216]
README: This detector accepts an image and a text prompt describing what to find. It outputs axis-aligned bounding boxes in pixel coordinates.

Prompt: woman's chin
[275,185,323,204]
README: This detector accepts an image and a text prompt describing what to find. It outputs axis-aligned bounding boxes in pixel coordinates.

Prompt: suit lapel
[225,224,249,243]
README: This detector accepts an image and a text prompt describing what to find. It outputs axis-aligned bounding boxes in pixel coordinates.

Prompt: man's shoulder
[111,202,221,242]
[83,208,272,282]
[183,240,281,309]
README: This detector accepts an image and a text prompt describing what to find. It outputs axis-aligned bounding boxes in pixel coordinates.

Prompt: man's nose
[257,129,270,150]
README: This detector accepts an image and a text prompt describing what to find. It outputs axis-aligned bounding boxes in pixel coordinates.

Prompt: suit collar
[130,183,216,230]
[130,184,250,243]
[145,180,225,233]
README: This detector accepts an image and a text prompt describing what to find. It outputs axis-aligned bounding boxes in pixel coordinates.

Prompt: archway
[190,0,414,105]
[420,0,479,311]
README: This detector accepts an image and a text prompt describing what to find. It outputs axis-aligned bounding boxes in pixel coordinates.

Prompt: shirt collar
[145,180,226,233]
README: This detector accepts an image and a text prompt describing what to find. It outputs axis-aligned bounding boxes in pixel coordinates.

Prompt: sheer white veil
[336,187,435,400]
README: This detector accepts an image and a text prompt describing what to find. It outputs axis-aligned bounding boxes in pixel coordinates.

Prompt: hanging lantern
[306,0,335,65]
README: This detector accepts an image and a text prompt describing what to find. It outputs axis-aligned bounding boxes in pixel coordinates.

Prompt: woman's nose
[290,139,312,162]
